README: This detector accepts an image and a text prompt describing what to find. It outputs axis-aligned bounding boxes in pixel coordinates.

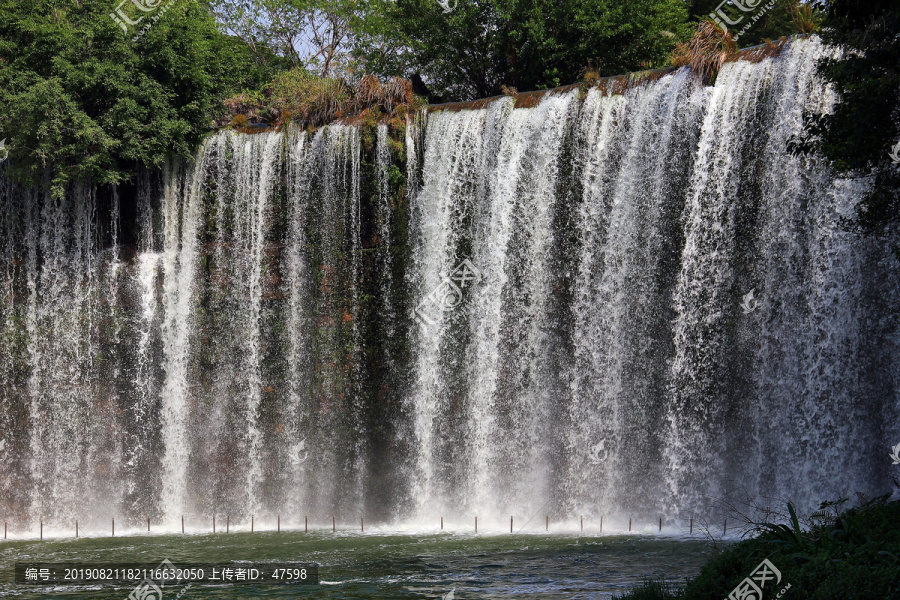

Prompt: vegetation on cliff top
[0,0,879,211]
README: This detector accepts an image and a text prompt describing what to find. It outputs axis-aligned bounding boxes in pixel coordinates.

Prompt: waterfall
[662,55,780,514]
[150,127,365,522]
[124,251,162,516]
[407,36,898,524]
[14,183,123,526]
[745,40,898,506]
[0,36,897,530]
[285,128,312,515]
[566,70,708,519]
[159,156,205,523]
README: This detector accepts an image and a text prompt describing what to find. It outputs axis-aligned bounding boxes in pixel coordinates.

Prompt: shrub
[617,496,900,600]
[222,71,422,129]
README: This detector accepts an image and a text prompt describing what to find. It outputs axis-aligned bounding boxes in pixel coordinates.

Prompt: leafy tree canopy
[689,0,822,47]
[0,0,268,194]
[796,0,900,234]
[212,0,363,76]
[353,0,693,102]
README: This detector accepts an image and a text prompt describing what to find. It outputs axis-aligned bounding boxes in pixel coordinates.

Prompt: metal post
[690,518,693,534]
[40,521,43,540]
[147,517,150,533]
[510,516,513,533]
[723,520,727,536]
[182,516,184,534]
[546,515,548,531]
[76,520,78,538]
[629,518,632,532]
[440,517,443,530]
[475,516,478,533]
[600,515,603,533]
[213,515,216,534]
[251,515,254,533]
[333,515,335,533]
[659,517,662,532]
[305,516,307,533]
[361,517,364,532]
[278,515,280,533]
[112,518,114,537]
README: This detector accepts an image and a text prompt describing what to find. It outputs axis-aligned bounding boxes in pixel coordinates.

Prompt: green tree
[795,0,900,234]
[354,0,692,102]
[212,0,365,76]
[0,0,266,194]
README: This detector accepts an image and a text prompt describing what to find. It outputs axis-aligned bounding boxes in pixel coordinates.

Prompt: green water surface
[0,531,713,599]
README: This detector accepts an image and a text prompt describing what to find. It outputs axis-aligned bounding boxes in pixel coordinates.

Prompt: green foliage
[354,0,693,102]
[792,1,900,236]
[746,1,822,43]
[0,0,267,193]
[616,497,900,600]
[686,0,821,47]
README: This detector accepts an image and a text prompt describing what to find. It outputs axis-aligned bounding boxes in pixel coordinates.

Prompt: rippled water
[0,531,713,599]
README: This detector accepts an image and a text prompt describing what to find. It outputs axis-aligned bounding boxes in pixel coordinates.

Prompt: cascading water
[0,37,897,532]
[566,70,708,520]
[405,37,898,526]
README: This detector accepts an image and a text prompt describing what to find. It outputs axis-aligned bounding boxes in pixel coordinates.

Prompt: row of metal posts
[4,516,724,539]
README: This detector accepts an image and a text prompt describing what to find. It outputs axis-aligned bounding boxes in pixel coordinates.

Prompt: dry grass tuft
[672,20,738,83]
[355,75,415,114]
[267,70,353,125]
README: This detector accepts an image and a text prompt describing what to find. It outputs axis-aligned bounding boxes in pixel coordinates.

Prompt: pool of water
[0,531,714,599]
